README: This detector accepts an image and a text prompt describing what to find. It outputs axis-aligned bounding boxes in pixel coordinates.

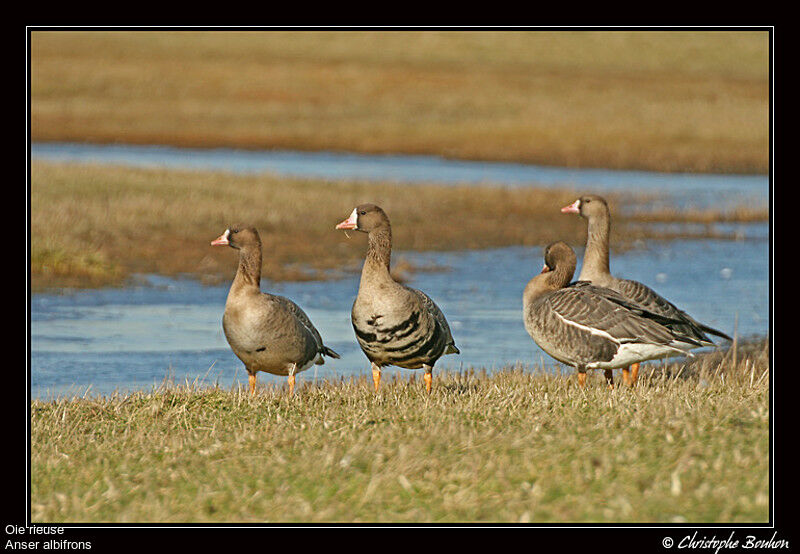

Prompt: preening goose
[211,226,339,395]
[523,242,702,388]
[335,204,459,393]
[561,194,731,386]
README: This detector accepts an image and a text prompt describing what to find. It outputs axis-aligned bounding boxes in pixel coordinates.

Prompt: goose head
[211,225,261,251]
[335,203,390,233]
[541,241,577,283]
[560,194,609,220]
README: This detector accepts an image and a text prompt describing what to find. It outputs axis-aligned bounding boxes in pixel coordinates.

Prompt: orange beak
[211,230,230,246]
[335,208,358,230]
[561,199,580,214]
[541,263,551,274]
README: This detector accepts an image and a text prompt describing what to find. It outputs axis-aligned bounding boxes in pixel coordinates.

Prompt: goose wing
[546,285,700,348]
[407,287,460,354]
[613,278,730,342]
[273,295,340,358]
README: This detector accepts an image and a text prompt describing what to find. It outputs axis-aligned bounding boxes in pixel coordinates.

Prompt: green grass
[30,339,769,523]
[31,30,769,173]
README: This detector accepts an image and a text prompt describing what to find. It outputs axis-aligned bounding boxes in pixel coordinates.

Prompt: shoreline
[30,161,769,293]
[31,31,768,176]
[31,138,769,177]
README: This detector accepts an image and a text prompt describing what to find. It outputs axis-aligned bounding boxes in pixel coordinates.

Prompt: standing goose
[335,204,459,393]
[524,242,702,388]
[561,194,731,386]
[211,225,340,395]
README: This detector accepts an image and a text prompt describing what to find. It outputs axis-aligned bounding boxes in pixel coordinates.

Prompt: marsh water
[31,143,770,398]
[32,142,768,211]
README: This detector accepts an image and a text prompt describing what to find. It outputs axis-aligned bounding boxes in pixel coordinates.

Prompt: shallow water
[31,227,769,399]
[31,142,768,211]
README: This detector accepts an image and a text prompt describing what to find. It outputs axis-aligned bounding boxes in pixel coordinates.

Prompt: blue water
[29,142,770,398]
[31,228,769,399]
[31,142,768,211]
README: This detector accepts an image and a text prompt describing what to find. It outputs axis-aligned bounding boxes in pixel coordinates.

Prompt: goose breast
[224,294,321,376]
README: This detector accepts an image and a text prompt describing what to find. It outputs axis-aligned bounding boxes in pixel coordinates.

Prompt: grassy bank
[30,339,769,523]
[30,161,768,292]
[31,30,768,173]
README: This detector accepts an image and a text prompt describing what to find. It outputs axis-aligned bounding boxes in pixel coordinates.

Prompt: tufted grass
[30,338,769,523]
[30,161,767,292]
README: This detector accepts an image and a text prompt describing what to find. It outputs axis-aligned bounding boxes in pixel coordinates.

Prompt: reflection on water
[31,142,767,211]
[31,229,769,398]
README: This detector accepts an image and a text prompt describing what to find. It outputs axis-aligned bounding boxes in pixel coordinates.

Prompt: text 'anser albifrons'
[562,194,731,386]
[523,242,702,388]
[211,226,339,395]
[335,204,459,393]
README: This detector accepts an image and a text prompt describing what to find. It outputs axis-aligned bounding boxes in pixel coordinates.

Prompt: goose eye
[359,210,366,215]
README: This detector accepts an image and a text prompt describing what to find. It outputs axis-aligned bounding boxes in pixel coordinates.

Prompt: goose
[335,203,459,393]
[561,194,731,386]
[211,225,340,395]
[523,242,702,388]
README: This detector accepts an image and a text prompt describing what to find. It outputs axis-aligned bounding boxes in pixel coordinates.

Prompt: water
[31,142,768,211]
[31,228,769,399]
[30,143,770,398]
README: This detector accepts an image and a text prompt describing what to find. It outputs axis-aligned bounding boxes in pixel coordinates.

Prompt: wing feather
[407,287,460,354]
[613,279,730,342]
[273,295,340,358]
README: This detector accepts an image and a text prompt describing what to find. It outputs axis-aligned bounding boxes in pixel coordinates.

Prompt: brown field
[30,30,769,174]
[30,161,768,292]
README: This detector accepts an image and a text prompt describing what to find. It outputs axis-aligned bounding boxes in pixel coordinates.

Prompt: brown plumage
[561,194,731,386]
[523,242,701,388]
[335,204,459,393]
[211,225,339,395]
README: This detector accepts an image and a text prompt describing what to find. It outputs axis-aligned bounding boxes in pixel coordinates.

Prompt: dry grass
[30,161,768,291]
[30,338,769,523]
[30,30,769,173]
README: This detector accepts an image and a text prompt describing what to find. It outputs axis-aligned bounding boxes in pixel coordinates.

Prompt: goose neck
[580,212,611,279]
[231,245,262,292]
[362,227,393,283]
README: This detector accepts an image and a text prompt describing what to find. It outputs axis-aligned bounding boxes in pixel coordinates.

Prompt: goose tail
[322,346,341,359]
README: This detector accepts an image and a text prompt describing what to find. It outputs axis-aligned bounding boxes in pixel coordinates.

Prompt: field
[28,29,772,528]
[30,161,768,292]
[30,31,769,173]
[30,339,769,523]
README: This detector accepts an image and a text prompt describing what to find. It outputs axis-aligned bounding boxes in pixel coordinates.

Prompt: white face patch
[335,207,360,232]
[211,228,232,246]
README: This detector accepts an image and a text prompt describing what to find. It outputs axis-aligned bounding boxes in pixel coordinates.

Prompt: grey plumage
[524,242,700,375]
[563,194,731,344]
[610,278,731,343]
[273,295,341,361]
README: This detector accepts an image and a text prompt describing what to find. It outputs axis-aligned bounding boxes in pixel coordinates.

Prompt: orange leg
[288,374,296,395]
[622,367,631,386]
[371,364,382,392]
[578,371,587,388]
[423,365,433,394]
[629,363,640,386]
[248,373,257,395]
[604,369,614,389]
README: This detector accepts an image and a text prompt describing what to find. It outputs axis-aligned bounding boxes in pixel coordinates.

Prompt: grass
[30,338,769,523]
[30,161,768,292]
[30,30,769,173]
